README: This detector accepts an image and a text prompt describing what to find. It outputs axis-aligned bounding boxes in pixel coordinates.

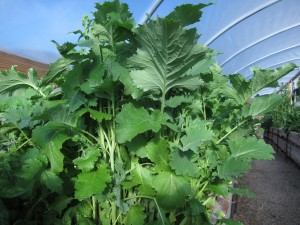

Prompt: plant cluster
[262,87,300,133]
[0,1,297,224]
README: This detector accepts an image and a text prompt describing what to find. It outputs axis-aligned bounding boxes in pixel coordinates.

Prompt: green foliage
[0,1,297,224]
[263,86,300,133]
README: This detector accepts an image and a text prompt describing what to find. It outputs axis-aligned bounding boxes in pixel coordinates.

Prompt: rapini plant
[0,1,297,224]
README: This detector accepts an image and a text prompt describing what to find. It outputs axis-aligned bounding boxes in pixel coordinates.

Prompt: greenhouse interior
[1,0,300,224]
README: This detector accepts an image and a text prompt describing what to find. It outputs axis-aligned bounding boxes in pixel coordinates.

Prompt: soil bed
[233,151,300,225]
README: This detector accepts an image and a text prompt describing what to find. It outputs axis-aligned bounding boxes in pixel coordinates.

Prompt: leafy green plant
[0,1,297,224]
[262,87,300,133]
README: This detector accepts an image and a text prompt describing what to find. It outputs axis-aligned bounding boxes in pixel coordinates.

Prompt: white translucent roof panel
[225,26,300,75]
[208,0,300,65]
[198,0,280,45]
[197,0,300,94]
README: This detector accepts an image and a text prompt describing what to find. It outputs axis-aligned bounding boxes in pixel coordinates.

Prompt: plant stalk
[216,120,247,144]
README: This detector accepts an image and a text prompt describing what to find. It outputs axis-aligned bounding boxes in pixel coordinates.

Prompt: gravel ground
[233,151,300,225]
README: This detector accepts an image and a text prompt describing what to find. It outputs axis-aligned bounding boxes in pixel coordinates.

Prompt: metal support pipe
[140,0,164,24]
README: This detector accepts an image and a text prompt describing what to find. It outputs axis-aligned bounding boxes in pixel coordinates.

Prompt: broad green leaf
[74,164,111,200]
[218,219,243,225]
[229,187,254,198]
[75,108,112,125]
[76,215,95,225]
[165,95,193,108]
[50,196,73,216]
[93,0,135,44]
[41,57,75,86]
[129,17,213,96]
[73,147,101,171]
[130,163,156,196]
[221,64,296,105]
[125,135,148,157]
[124,206,146,225]
[146,136,170,172]
[166,3,211,27]
[119,70,143,99]
[218,158,251,180]
[242,94,283,117]
[2,99,33,127]
[16,158,44,180]
[227,128,252,142]
[99,201,111,225]
[110,61,143,99]
[41,170,63,193]
[180,119,214,152]
[62,64,87,112]
[0,67,43,96]
[169,150,199,177]
[77,39,94,47]
[0,184,27,198]
[206,183,229,197]
[51,41,77,57]
[116,103,165,143]
[228,137,274,160]
[32,121,76,172]
[86,108,112,122]
[153,172,191,209]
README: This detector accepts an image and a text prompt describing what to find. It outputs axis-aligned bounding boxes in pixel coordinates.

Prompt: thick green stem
[216,120,247,144]
[161,91,166,113]
[15,138,31,152]
[111,201,117,225]
[202,95,206,121]
[124,195,165,224]
[92,196,97,221]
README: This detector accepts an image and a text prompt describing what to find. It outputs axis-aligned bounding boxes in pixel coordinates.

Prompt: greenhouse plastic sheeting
[153,0,300,94]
